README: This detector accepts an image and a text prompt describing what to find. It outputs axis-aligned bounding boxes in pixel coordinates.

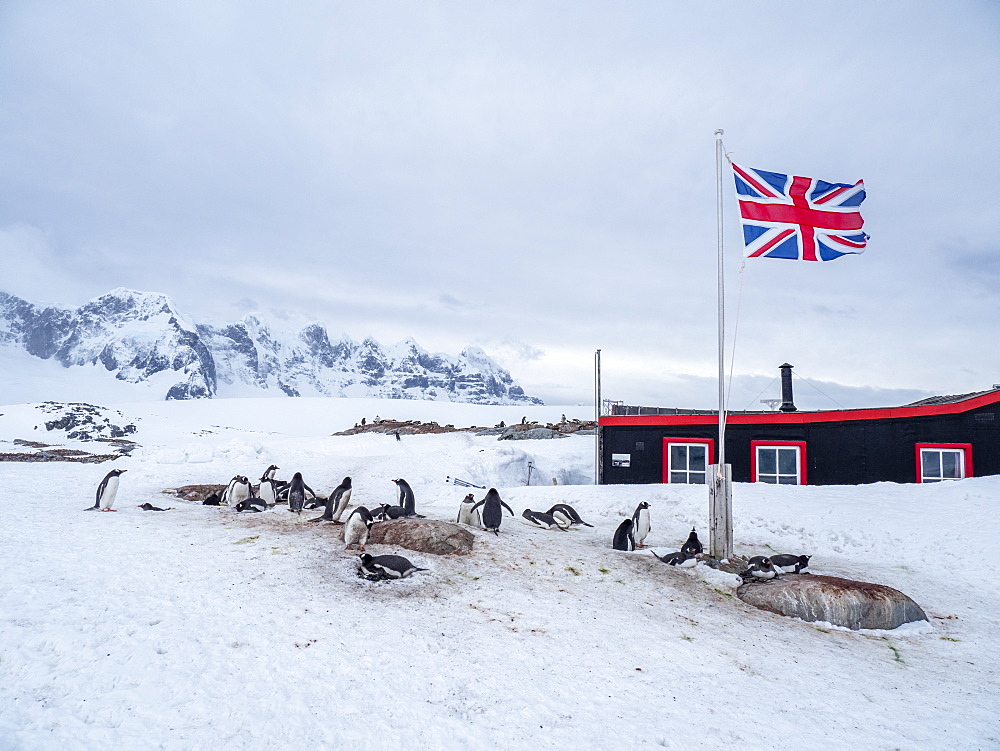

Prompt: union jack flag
[732,162,869,261]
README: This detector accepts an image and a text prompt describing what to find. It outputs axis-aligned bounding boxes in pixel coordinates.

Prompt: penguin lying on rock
[742,556,777,580]
[545,503,593,528]
[372,503,407,521]
[392,479,425,518]
[770,553,811,574]
[358,554,428,581]
[202,492,222,506]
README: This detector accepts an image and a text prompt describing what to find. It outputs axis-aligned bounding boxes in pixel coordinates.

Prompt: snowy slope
[0,397,997,749]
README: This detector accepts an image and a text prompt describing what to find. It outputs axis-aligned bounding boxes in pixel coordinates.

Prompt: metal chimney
[779,363,797,412]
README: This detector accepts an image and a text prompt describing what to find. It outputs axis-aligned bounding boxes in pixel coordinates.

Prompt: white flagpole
[710,128,733,559]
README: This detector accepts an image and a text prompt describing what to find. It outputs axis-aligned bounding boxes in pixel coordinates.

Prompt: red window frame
[661,437,715,484]
[915,443,973,483]
[750,440,808,485]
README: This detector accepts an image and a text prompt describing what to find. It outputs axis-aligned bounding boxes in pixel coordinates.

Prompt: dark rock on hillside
[367,518,475,555]
[737,574,928,630]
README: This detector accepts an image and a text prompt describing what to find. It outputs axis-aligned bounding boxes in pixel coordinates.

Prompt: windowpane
[670,471,688,484]
[671,445,688,470]
[777,448,797,475]
[689,445,707,470]
[778,475,798,485]
[690,471,706,485]
[942,451,961,479]
[758,474,777,484]
[758,448,776,475]
[922,450,940,479]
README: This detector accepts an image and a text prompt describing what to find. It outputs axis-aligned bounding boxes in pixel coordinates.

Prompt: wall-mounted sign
[612,453,631,468]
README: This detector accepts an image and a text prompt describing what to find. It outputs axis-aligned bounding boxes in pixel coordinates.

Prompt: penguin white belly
[259,482,276,505]
[332,488,352,521]
[634,510,651,545]
[230,485,250,507]
[344,513,369,549]
[552,510,573,528]
[99,476,120,510]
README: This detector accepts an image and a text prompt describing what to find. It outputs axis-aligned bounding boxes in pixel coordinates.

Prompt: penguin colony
[87,464,811,585]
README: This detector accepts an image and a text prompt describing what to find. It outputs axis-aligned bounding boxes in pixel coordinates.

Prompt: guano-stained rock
[367,518,474,555]
[737,573,928,630]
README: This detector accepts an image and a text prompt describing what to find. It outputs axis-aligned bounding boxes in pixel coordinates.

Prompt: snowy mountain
[0,288,542,404]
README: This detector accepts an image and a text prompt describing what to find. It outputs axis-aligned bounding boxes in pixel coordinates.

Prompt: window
[751,441,807,485]
[916,443,972,483]
[661,438,714,484]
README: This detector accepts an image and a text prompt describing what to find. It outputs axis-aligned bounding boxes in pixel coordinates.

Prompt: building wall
[600,400,1000,486]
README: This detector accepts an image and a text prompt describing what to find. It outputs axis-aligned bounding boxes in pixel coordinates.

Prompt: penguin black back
[681,528,703,557]
[471,488,514,535]
[612,518,635,551]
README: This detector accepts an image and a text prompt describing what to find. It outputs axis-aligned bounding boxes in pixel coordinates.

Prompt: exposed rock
[367,518,474,555]
[737,574,928,630]
[165,484,228,501]
[498,427,565,441]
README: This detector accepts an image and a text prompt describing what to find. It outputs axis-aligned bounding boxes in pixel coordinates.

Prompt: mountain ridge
[0,288,542,405]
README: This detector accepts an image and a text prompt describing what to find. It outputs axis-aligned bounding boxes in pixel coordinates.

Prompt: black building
[599,381,1000,486]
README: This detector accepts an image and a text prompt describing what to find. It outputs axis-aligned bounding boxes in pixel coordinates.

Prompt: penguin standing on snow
[612,518,636,551]
[227,476,252,509]
[392,478,424,518]
[87,469,127,511]
[456,494,482,527]
[521,509,567,530]
[358,553,428,581]
[309,477,352,523]
[744,556,777,580]
[343,506,375,550]
[258,477,279,507]
[681,528,703,557]
[286,472,314,514]
[632,501,651,547]
[770,553,811,574]
[545,503,593,528]
[471,488,515,535]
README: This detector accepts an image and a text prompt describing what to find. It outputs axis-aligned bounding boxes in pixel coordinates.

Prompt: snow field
[0,397,998,749]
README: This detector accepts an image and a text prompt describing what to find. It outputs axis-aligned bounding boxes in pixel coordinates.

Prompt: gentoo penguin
[681,528,704,557]
[521,509,567,530]
[219,475,241,507]
[202,492,222,506]
[545,503,593,528]
[262,464,279,481]
[612,518,636,551]
[258,477,279,507]
[87,469,127,511]
[358,553,428,581]
[456,494,482,527]
[392,478,424,518]
[653,550,696,567]
[228,476,253,509]
[744,556,777,580]
[310,477,353,523]
[470,488,515,536]
[372,503,407,521]
[287,472,314,514]
[343,506,375,550]
[632,502,652,547]
[770,553,811,574]
[137,502,170,511]
[235,497,267,513]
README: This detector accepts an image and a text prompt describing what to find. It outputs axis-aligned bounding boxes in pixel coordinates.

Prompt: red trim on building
[599,390,1000,428]
[914,443,973,483]
[750,440,808,485]
[661,437,715,484]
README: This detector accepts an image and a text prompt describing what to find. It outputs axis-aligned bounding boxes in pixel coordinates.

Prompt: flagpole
[710,128,733,560]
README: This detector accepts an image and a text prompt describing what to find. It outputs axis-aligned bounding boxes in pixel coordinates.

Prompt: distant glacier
[0,288,542,405]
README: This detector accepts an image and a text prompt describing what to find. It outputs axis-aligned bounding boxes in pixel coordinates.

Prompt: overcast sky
[1,1,997,408]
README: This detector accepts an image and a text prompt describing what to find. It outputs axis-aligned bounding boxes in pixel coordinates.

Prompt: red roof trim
[599,389,1000,427]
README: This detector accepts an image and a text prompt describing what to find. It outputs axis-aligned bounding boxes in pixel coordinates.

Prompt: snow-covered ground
[0,397,997,749]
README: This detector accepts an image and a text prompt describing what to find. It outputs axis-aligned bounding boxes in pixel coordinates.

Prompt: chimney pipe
[779,363,797,412]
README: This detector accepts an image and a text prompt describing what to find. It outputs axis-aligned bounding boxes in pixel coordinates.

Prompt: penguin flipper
[500,501,515,516]
[307,515,326,523]
[470,500,485,512]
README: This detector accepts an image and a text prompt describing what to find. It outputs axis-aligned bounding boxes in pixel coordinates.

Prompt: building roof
[901,390,998,407]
